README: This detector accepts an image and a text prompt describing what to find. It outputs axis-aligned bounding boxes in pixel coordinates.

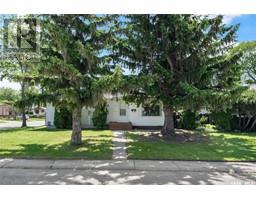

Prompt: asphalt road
[0,120,45,129]
[0,168,255,185]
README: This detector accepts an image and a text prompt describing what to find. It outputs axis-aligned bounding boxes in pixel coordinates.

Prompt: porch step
[109,122,133,130]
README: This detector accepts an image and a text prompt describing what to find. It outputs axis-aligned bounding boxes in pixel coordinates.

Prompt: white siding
[45,103,55,126]
[128,104,164,126]
[45,99,165,128]
[81,107,95,128]
[106,99,164,126]
[107,100,130,123]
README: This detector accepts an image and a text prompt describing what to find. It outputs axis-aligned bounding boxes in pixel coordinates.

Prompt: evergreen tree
[40,15,122,144]
[117,15,242,136]
[231,41,256,84]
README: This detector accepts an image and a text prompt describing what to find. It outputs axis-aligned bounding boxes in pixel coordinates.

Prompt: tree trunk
[249,117,256,131]
[21,82,27,127]
[71,105,82,145]
[241,116,245,131]
[161,106,175,136]
[244,115,252,130]
[238,114,241,131]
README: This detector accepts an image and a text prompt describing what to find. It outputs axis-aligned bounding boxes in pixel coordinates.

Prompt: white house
[45,94,164,129]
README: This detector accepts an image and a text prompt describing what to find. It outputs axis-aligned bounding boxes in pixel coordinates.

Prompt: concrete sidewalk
[112,131,128,160]
[1,158,256,173]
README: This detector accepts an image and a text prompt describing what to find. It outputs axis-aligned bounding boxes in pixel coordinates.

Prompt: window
[142,105,161,116]
[120,108,126,116]
[119,103,127,116]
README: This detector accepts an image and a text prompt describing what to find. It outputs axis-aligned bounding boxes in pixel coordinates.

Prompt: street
[0,120,45,129]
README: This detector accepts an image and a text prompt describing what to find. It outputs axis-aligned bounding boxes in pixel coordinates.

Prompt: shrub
[180,110,197,130]
[54,107,72,129]
[211,110,232,131]
[92,101,108,129]
[199,115,209,125]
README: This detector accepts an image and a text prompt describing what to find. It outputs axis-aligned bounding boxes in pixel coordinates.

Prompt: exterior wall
[81,107,95,128]
[0,105,12,116]
[45,103,55,126]
[106,99,164,127]
[45,99,164,128]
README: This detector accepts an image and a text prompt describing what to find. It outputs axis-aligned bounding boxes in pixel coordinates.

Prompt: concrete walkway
[0,159,256,184]
[1,158,256,173]
[112,131,128,160]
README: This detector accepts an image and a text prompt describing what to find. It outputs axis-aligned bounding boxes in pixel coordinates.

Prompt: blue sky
[228,14,256,42]
[1,14,256,90]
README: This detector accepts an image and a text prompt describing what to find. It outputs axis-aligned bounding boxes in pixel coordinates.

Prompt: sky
[228,15,256,42]
[1,14,256,90]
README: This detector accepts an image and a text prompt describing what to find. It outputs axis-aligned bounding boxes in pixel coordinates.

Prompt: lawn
[27,117,45,122]
[125,129,256,161]
[0,118,8,123]
[0,127,113,159]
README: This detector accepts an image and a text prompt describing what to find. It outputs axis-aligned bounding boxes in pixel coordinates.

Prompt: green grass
[0,118,8,123]
[0,127,113,159]
[125,130,256,161]
[27,117,45,122]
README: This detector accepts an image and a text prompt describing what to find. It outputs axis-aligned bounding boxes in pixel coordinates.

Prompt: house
[31,106,46,117]
[0,103,13,117]
[45,84,256,130]
[45,94,164,129]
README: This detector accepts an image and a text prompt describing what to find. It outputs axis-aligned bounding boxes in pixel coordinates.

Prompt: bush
[54,107,72,129]
[211,110,232,131]
[92,101,108,129]
[230,115,239,131]
[199,115,209,125]
[180,110,197,130]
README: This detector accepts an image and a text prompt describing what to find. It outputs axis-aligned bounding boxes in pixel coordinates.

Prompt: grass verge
[125,129,256,161]
[0,127,113,159]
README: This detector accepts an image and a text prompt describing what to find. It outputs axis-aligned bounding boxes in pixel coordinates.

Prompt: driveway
[0,120,45,129]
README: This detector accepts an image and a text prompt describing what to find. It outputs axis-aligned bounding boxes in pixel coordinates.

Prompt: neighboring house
[45,94,164,129]
[31,106,45,117]
[0,103,13,117]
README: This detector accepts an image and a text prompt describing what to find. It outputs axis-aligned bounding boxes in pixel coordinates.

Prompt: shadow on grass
[0,128,30,134]
[126,131,256,161]
[0,138,113,159]
[0,127,113,159]
[0,127,113,139]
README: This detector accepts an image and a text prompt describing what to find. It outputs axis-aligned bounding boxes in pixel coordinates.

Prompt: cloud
[207,14,242,24]
[222,15,242,24]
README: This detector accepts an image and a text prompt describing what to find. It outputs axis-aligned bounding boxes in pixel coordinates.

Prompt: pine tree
[40,15,122,145]
[117,15,242,136]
